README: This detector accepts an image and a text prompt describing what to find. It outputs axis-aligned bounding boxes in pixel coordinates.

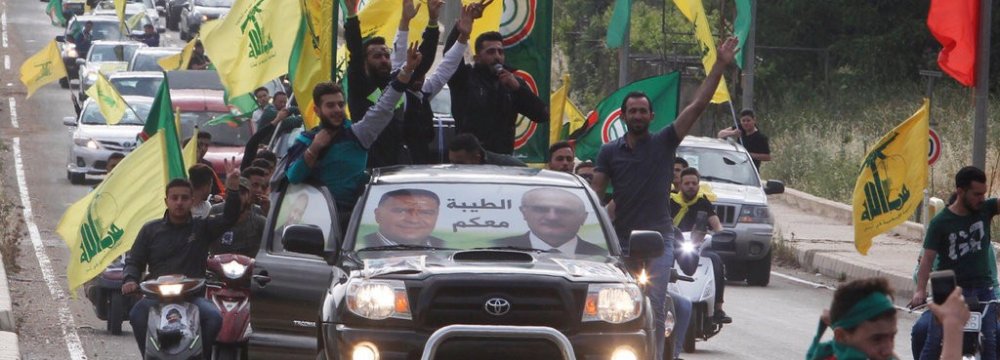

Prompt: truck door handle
[253,270,271,287]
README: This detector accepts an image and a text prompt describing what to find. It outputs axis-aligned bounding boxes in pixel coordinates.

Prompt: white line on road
[12,138,89,360]
[1,11,7,48]
[3,55,9,70]
[8,97,16,128]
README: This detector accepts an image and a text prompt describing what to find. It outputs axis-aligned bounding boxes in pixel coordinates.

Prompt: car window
[89,44,139,62]
[430,88,451,114]
[271,184,335,254]
[177,112,252,146]
[69,21,124,41]
[352,184,609,256]
[131,51,177,71]
[194,0,233,6]
[80,102,150,125]
[676,147,761,187]
[110,77,162,97]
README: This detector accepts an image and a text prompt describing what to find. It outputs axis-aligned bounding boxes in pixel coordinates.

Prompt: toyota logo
[484,297,511,316]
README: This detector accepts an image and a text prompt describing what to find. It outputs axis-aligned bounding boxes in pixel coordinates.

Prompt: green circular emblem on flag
[500,0,535,47]
[513,70,539,149]
[601,109,627,144]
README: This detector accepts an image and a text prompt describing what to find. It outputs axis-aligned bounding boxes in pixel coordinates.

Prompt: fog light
[749,242,764,256]
[352,342,379,360]
[610,346,638,360]
[664,309,675,338]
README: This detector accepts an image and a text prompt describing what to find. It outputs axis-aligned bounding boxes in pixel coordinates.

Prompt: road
[0,1,921,360]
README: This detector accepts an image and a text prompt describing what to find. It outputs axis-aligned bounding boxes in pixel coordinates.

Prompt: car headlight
[220,260,246,279]
[346,279,411,320]
[582,284,642,324]
[159,283,184,296]
[74,137,100,150]
[610,346,638,360]
[738,205,772,224]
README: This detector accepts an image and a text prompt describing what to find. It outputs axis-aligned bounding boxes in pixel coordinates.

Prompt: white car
[128,47,182,71]
[93,0,161,27]
[108,71,163,99]
[64,96,151,184]
[77,40,146,101]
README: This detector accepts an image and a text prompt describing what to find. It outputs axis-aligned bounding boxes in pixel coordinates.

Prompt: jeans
[911,311,932,359]
[129,296,222,358]
[920,287,997,360]
[646,232,675,360]
[669,290,692,359]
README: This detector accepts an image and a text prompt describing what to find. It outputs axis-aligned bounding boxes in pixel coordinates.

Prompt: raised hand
[716,36,739,66]
[344,0,359,16]
[428,0,445,23]
[223,156,240,190]
[457,3,474,36]
[470,0,495,19]
[397,42,424,84]
[402,0,421,23]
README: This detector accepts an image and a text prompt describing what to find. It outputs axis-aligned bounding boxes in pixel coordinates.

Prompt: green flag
[574,72,681,161]
[606,0,630,49]
[733,0,751,69]
[139,75,186,180]
[46,0,67,27]
[507,0,553,163]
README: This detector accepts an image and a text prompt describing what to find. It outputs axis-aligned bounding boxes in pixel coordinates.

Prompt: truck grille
[415,275,582,332]
[715,204,738,226]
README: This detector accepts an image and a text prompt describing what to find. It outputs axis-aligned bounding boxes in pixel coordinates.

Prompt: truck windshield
[676,147,761,187]
[351,184,610,256]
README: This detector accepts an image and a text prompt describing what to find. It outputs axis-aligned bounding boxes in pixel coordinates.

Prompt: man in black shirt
[448,133,526,166]
[669,167,731,324]
[718,109,771,170]
[123,167,241,357]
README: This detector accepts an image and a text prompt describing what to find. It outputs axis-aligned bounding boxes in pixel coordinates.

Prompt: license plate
[965,311,982,332]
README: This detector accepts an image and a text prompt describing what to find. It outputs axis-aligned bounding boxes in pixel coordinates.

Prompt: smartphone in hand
[930,270,957,305]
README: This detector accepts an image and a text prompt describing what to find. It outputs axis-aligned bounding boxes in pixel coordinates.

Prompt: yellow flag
[290,0,333,130]
[565,98,587,136]
[852,99,929,255]
[159,38,197,71]
[85,73,128,125]
[126,11,145,31]
[549,74,569,145]
[202,0,302,96]
[672,0,731,104]
[58,131,199,294]
[353,0,500,54]
[115,0,127,31]
[20,40,68,98]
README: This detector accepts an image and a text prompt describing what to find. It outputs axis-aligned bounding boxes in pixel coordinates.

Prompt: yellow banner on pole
[19,40,68,98]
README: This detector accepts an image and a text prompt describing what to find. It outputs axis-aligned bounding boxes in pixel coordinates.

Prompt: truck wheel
[107,292,124,335]
[59,77,70,89]
[746,250,772,287]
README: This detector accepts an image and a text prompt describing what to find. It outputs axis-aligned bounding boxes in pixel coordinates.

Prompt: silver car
[128,47,182,71]
[64,96,151,184]
[108,71,163,99]
[77,40,146,100]
[676,136,785,286]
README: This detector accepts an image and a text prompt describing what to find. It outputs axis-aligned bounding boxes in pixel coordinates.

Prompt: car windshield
[676,147,761,187]
[80,102,150,125]
[131,51,177,71]
[430,88,451,114]
[88,44,140,62]
[348,184,610,257]
[194,0,233,7]
[68,20,124,41]
[178,112,252,146]
[110,77,162,97]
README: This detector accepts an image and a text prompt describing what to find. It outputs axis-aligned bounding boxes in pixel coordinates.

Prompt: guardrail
[419,325,576,360]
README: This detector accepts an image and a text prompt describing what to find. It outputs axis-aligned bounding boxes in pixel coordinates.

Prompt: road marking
[3,55,9,70]
[12,138,89,360]
[8,97,16,128]
[1,10,7,48]
[771,270,918,313]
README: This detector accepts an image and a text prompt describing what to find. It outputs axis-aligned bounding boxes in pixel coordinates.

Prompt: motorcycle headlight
[346,279,411,320]
[220,260,246,279]
[74,136,100,150]
[159,283,184,296]
[582,284,642,324]
[738,205,772,224]
[680,241,696,254]
[201,15,209,22]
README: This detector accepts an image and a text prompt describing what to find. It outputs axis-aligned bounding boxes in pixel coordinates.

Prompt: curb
[777,188,926,240]
[0,331,18,360]
[0,248,13,332]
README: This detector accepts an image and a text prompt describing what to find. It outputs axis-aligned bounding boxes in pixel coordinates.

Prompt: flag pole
[972,0,992,169]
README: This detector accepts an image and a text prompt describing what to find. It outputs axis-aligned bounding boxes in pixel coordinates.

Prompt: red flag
[927,0,978,86]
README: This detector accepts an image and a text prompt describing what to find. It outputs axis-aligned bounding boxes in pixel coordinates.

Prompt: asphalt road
[0,1,922,359]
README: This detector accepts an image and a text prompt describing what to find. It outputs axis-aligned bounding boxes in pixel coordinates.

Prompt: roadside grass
[771,225,800,269]
[0,152,22,274]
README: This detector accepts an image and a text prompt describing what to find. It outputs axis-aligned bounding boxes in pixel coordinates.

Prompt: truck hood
[704,182,767,205]
[355,251,630,283]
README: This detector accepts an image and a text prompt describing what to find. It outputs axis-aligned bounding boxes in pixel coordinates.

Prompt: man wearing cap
[717,109,771,170]
[209,168,268,258]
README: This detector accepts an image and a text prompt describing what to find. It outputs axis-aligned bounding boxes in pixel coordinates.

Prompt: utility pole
[618,24,629,87]
[740,0,756,111]
[330,0,339,81]
[972,0,992,169]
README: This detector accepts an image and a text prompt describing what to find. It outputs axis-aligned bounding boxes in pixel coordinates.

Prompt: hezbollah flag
[57,118,195,294]
[672,0,730,104]
[20,40,68,98]
[852,99,930,255]
[507,0,553,163]
[289,0,334,130]
[85,73,128,125]
[158,38,197,71]
[574,72,680,161]
[202,0,301,97]
[549,74,570,145]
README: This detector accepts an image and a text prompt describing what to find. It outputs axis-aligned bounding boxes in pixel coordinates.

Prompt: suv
[675,136,784,286]
[63,96,150,184]
[249,166,667,359]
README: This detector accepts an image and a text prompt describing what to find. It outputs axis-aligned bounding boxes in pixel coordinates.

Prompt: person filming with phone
[909,166,999,360]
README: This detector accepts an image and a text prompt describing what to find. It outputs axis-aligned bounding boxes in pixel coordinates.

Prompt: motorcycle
[205,254,255,360]
[84,253,136,335]
[669,212,734,353]
[140,275,207,360]
[960,295,1000,359]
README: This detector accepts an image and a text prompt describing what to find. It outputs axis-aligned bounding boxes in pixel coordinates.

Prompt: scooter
[669,212,733,353]
[84,253,136,335]
[205,254,255,360]
[140,275,206,360]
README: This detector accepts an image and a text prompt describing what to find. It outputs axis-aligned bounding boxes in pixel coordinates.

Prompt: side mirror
[627,230,664,259]
[764,180,785,195]
[63,116,77,127]
[156,5,166,12]
[158,27,166,33]
[75,58,86,66]
[282,224,333,258]
[55,35,66,43]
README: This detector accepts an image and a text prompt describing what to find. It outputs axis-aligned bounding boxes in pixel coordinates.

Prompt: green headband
[806,292,896,360]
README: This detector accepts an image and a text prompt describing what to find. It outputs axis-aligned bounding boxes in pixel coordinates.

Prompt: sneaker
[713,310,733,324]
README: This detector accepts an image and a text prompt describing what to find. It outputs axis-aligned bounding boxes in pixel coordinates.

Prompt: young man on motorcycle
[909,166,999,360]
[209,167,267,258]
[668,167,731,324]
[122,166,242,358]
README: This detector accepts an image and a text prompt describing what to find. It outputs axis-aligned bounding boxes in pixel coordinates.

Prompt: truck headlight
[610,346,638,360]
[74,137,100,150]
[582,284,642,324]
[346,279,411,320]
[738,205,772,224]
